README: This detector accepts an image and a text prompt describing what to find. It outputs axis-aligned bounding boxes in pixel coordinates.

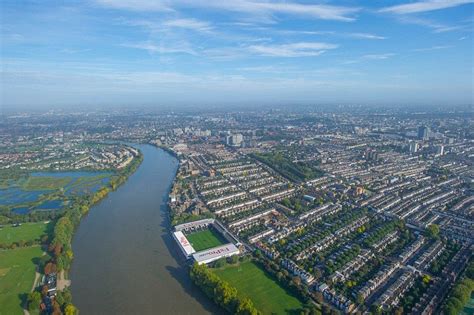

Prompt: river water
[69,145,221,315]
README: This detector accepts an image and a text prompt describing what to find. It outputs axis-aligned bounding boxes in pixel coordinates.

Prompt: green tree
[27,291,42,311]
[425,224,439,239]
[236,297,258,315]
[64,304,78,315]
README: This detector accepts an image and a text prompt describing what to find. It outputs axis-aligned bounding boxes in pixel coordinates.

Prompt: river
[69,145,221,315]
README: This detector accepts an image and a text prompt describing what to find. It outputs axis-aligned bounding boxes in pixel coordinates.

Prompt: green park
[213,261,305,314]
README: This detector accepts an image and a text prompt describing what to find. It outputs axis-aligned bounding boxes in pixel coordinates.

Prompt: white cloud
[413,45,453,51]
[95,0,172,11]
[248,2,359,21]
[95,0,359,21]
[277,30,385,40]
[347,33,386,40]
[248,42,338,57]
[396,16,464,33]
[344,53,395,64]
[380,0,474,14]
[122,42,197,55]
[163,18,213,32]
[362,53,395,60]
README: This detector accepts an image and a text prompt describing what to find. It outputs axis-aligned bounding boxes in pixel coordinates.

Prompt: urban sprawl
[1,106,473,315]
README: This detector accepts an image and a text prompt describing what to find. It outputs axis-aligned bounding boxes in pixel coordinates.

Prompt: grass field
[213,261,305,315]
[186,228,228,252]
[0,222,53,245]
[0,246,43,315]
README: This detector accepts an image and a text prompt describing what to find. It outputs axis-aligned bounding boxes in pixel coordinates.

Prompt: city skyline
[1,0,473,107]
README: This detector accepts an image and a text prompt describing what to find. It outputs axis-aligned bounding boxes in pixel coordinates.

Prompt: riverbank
[69,145,221,315]
[24,149,144,314]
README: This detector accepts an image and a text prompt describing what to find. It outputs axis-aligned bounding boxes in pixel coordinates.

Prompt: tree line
[443,261,474,315]
[190,262,261,315]
[27,150,143,314]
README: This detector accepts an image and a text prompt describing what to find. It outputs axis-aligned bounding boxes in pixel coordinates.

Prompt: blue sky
[1,0,473,108]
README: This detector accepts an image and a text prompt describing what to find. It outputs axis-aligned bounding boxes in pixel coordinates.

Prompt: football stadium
[173,219,241,265]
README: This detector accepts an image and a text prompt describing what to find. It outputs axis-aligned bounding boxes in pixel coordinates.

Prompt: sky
[1,0,473,108]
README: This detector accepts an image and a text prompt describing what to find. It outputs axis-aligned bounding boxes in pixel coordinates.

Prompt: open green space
[0,246,44,315]
[253,152,323,182]
[213,261,305,314]
[0,222,52,245]
[23,176,71,191]
[186,228,227,252]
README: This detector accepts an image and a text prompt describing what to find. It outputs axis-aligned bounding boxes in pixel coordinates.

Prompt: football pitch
[213,261,305,314]
[0,246,44,315]
[185,228,227,252]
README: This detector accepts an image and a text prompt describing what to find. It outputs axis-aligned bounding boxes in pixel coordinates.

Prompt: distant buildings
[409,142,419,153]
[226,133,243,147]
[418,126,430,140]
[436,145,444,156]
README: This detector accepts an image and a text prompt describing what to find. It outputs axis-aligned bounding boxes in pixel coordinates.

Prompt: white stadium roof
[173,231,196,257]
[192,243,239,265]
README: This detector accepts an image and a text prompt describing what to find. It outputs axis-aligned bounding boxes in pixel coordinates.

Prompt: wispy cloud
[124,18,213,33]
[397,16,465,33]
[121,42,197,55]
[162,18,213,32]
[343,53,395,64]
[95,0,172,12]
[346,33,386,40]
[248,42,338,57]
[278,30,385,40]
[413,45,453,52]
[362,53,395,60]
[60,48,92,54]
[380,0,474,14]
[95,0,360,22]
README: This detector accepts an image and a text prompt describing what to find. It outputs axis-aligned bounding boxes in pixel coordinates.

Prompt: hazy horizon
[1,0,473,108]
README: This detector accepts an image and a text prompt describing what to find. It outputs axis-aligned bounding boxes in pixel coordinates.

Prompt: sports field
[0,222,52,245]
[213,261,305,314]
[0,246,43,315]
[186,228,227,252]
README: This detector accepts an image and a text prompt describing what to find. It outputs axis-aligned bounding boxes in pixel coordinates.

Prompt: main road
[70,145,221,314]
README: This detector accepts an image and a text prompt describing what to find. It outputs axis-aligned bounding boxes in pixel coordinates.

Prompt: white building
[173,231,196,258]
[409,142,419,153]
[226,134,243,147]
[192,244,240,265]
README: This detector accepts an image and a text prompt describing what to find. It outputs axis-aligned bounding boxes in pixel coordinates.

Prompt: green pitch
[0,222,53,245]
[0,246,44,315]
[186,228,227,252]
[213,261,305,315]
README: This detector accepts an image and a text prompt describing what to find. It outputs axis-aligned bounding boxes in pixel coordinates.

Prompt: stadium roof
[173,231,196,257]
[192,243,239,264]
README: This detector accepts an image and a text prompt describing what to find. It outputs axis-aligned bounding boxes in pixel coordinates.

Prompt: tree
[65,304,78,315]
[236,297,259,315]
[314,292,324,304]
[52,300,62,315]
[227,255,239,264]
[313,268,322,280]
[422,275,431,284]
[214,257,227,268]
[27,291,42,311]
[292,276,302,286]
[425,224,439,239]
[41,285,49,297]
[44,262,57,275]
